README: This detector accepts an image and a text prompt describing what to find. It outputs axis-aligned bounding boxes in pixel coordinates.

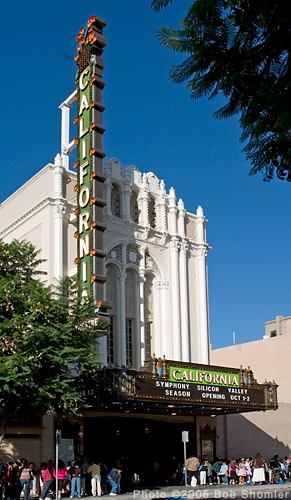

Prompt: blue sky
[1,0,291,349]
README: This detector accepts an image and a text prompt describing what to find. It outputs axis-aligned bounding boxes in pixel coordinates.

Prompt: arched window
[106,263,119,365]
[144,272,155,361]
[111,183,121,217]
[125,268,138,367]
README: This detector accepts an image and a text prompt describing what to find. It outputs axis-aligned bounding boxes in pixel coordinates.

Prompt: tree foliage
[152,0,291,181]
[0,240,107,434]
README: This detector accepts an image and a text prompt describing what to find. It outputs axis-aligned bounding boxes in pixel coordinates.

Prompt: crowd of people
[0,453,291,499]
[184,453,291,486]
[0,458,123,500]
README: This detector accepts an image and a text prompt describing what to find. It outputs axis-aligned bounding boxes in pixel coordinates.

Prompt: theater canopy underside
[83,359,278,417]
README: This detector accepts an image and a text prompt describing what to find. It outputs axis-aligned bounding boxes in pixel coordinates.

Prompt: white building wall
[0,154,210,368]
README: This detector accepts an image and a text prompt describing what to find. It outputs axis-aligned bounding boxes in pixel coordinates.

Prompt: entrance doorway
[83,415,196,486]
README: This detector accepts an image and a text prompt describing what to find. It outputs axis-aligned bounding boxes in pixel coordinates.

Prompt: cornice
[0,197,71,238]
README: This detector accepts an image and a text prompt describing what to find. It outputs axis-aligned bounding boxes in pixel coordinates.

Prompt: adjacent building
[212,315,291,460]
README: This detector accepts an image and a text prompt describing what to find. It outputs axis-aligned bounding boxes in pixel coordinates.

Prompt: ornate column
[53,154,65,282]
[153,280,162,357]
[196,205,205,243]
[196,247,210,364]
[121,180,131,221]
[104,177,112,216]
[119,244,128,366]
[98,335,107,367]
[118,270,127,366]
[160,280,170,358]
[155,179,167,232]
[137,174,150,227]
[195,205,209,364]
[168,187,177,235]
[170,236,181,360]
[139,247,146,367]
[179,240,190,362]
[177,198,186,237]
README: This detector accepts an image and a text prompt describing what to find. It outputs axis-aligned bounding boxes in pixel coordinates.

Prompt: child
[218,460,228,485]
[199,462,208,486]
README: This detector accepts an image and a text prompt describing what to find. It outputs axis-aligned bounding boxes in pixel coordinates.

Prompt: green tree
[0,240,107,439]
[152,0,291,181]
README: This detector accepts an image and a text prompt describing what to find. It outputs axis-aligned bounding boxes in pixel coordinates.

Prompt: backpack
[212,462,222,473]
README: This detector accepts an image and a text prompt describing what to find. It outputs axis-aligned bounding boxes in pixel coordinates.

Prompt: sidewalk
[97,482,291,500]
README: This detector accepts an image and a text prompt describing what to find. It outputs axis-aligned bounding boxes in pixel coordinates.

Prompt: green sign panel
[77,65,93,299]
[75,16,107,306]
[169,366,241,388]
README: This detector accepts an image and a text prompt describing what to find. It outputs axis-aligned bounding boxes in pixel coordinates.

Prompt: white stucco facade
[0,94,210,371]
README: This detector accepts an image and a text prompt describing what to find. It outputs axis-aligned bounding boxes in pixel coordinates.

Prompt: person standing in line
[252,453,266,485]
[245,458,253,484]
[53,461,67,499]
[185,455,200,485]
[217,460,228,485]
[228,460,238,485]
[0,460,5,500]
[40,463,54,500]
[5,461,21,500]
[87,462,101,497]
[106,467,122,496]
[29,462,38,496]
[237,458,247,485]
[64,462,72,495]
[19,460,33,500]
[199,461,208,485]
[70,463,82,498]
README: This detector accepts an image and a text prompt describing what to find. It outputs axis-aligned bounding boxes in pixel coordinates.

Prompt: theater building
[0,17,278,468]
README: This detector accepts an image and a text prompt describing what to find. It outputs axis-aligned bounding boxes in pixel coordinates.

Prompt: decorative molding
[0,197,70,238]
[180,240,189,254]
[106,244,122,263]
[170,236,180,251]
[156,280,170,290]
[53,203,68,218]
[145,251,159,275]
[196,245,208,258]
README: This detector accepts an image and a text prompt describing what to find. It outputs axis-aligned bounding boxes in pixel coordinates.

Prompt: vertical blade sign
[75,16,107,305]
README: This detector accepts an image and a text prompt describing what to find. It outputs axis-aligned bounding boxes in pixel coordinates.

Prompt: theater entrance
[83,413,196,486]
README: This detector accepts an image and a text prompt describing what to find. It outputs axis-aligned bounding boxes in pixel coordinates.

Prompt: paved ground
[95,482,291,500]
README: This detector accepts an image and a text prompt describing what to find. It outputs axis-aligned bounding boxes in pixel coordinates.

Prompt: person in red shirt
[40,463,54,500]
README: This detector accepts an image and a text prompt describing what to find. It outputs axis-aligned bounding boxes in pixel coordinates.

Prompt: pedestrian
[217,460,228,485]
[40,462,54,500]
[70,463,82,498]
[252,453,266,485]
[29,462,39,496]
[237,458,247,485]
[0,460,5,500]
[4,461,14,500]
[19,460,33,500]
[87,461,101,497]
[185,455,200,485]
[228,460,238,485]
[106,466,122,496]
[199,461,208,485]
[53,461,67,499]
